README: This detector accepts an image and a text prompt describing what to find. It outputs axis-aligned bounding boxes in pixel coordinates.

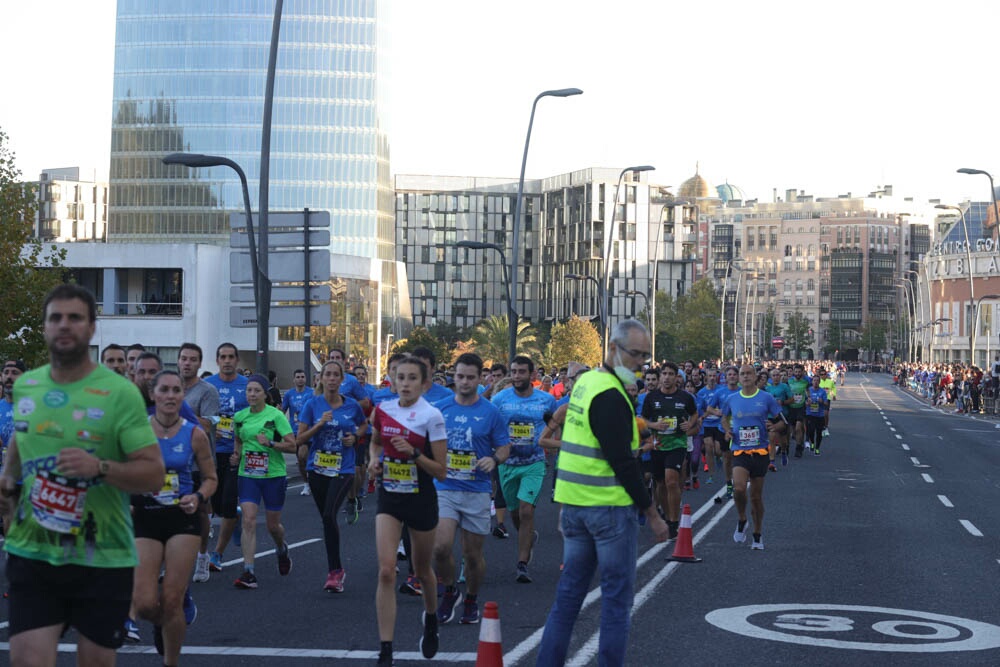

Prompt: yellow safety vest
[554,369,638,507]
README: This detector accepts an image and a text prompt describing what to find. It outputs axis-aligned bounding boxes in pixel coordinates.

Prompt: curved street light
[457,240,515,357]
[935,204,976,364]
[511,87,583,364]
[619,289,649,326]
[567,273,605,340]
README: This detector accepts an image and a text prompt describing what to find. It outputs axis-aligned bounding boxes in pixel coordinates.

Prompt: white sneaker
[397,539,406,558]
[822,428,830,437]
[751,537,765,550]
[733,523,748,543]
[804,441,812,450]
[193,552,210,583]
[300,485,311,496]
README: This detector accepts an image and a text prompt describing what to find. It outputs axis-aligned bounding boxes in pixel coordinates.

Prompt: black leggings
[308,472,354,571]
[805,416,824,449]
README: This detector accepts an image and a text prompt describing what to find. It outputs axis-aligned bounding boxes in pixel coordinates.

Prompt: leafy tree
[468,316,538,366]
[392,327,448,369]
[784,310,815,359]
[547,315,602,369]
[650,290,679,364]
[672,278,722,364]
[760,306,781,359]
[823,320,843,356]
[860,320,888,361]
[0,129,67,367]
[428,321,466,349]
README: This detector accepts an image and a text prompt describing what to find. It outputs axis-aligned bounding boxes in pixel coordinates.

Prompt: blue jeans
[536,505,638,667]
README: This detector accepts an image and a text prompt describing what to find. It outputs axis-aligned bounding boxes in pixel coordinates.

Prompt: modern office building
[33,167,109,242]
[395,169,694,333]
[106,0,407,368]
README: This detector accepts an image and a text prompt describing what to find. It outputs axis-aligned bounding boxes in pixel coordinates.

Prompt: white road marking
[910,457,920,466]
[922,473,934,483]
[895,434,903,440]
[938,495,954,508]
[890,427,897,432]
[960,520,983,537]
[221,537,322,568]
[0,644,479,661]
[901,444,910,451]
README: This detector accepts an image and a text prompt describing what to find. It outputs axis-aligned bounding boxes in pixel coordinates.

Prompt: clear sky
[2,0,997,204]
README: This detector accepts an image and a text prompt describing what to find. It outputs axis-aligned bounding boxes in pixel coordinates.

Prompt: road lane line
[895,434,903,439]
[938,495,954,508]
[960,520,983,537]
[901,444,910,451]
[910,457,920,465]
[0,644,480,661]
[922,473,934,483]
[890,427,897,432]
[221,537,321,568]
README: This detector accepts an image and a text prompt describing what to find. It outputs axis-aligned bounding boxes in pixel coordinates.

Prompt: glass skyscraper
[109,0,394,262]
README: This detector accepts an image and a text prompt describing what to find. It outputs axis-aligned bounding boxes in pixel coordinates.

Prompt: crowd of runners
[1,283,854,666]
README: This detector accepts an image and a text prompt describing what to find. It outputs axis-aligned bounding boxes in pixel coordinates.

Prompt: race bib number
[30,471,87,534]
[383,458,418,494]
[793,394,805,404]
[151,471,180,506]
[218,416,234,441]
[509,423,534,441]
[661,416,678,433]
[313,451,342,478]
[446,451,476,481]
[809,401,820,411]
[244,451,269,476]
[738,425,761,448]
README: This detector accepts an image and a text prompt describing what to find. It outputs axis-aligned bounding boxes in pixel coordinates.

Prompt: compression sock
[738,520,747,532]
[753,533,762,542]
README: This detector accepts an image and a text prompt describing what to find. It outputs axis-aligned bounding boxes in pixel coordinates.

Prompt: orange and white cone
[475,601,504,667]
[666,503,703,563]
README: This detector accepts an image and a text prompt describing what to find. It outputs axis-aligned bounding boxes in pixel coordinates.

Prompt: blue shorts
[238,475,287,511]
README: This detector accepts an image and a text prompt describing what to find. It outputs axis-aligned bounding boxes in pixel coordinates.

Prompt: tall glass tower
[109,0,394,262]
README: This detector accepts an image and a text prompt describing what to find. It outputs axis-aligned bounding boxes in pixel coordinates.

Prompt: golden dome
[678,163,712,199]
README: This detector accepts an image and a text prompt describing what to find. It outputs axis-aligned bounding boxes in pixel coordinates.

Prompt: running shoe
[822,428,830,437]
[356,497,364,513]
[277,543,292,576]
[751,537,765,550]
[692,477,700,490]
[346,498,360,525]
[706,476,714,485]
[300,485,311,496]
[733,522,748,544]
[153,624,164,656]
[125,618,141,643]
[399,574,422,595]
[183,587,197,625]
[324,568,346,593]
[781,452,788,467]
[527,530,539,564]
[804,440,812,451]
[396,540,407,560]
[683,480,692,491]
[437,589,463,624]
[703,461,709,472]
[192,552,210,583]
[794,447,804,459]
[516,562,532,583]
[668,521,679,540]
[814,448,821,456]
[725,481,734,500]
[459,598,480,624]
[420,611,439,659]
[377,648,394,667]
[367,478,376,495]
[208,551,223,572]
[768,463,778,473]
[234,570,258,589]
[492,522,509,539]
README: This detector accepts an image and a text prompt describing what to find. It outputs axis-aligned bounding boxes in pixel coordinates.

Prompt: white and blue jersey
[491,387,556,467]
[281,386,314,433]
[143,418,197,507]
[805,387,828,418]
[299,395,367,476]
[698,386,720,428]
[205,374,249,454]
[722,389,782,453]
[433,396,509,493]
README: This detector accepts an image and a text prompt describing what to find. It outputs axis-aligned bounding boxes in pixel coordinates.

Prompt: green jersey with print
[787,377,810,408]
[5,364,157,568]
[641,389,697,451]
[235,404,293,478]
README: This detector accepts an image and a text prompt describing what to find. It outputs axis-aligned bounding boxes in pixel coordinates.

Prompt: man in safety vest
[536,319,669,667]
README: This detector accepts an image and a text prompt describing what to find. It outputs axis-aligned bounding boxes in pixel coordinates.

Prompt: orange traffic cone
[666,503,703,563]
[475,601,504,667]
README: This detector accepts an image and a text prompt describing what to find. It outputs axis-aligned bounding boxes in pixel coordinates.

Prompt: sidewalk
[897,382,1000,426]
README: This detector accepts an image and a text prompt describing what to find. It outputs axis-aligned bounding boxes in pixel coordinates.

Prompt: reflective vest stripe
[557,469,621,487]
[560,440,603,459]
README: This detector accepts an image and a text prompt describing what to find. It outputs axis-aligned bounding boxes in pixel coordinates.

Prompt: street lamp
[619,290,649,323]
[567,273,605,340]
[935,204,976,364]
[511,87,583,364]
[719,259,743,363]
[975,294,1000,367]
[162,152,271,374]
[895,281,916,363]
[457,240,516,360]
[958,167,999,245]
[650,197,686,364]
[601,164,656,353]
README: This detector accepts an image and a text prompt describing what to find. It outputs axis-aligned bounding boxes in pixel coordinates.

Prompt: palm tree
[469,316,538,365]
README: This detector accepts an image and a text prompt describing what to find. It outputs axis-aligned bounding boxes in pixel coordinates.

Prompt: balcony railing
[107,300,183,317]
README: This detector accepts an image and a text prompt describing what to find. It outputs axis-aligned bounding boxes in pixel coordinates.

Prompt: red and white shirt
[372,397,447,495]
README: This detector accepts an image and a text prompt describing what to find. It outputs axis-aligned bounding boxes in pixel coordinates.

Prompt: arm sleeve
[589,388,651,510]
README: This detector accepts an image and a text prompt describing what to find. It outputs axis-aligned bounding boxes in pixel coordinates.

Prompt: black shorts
[732,452,770,478]
[376,488,438,532]
[132,503,201,543]
[787,406,806,424]
[213,452,239,519]
[703,427,725,444]
[6,553,133,648]
[649,448,688,475]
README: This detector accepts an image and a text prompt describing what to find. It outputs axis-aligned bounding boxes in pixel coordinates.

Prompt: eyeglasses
[620,347,652,363]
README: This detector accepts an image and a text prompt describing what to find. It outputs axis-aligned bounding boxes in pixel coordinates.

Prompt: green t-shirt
[235,404,293,479]
[787,377,810,408]
[641,389,697,451]
[765,381,792,416]
[5,364,156,568]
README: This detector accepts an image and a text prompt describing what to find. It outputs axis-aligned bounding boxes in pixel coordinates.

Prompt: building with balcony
[33,167,109,242]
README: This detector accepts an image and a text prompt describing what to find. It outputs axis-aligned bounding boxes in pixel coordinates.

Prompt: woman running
[296,360,368,592]
[133,370,216,665]
[231,374,296,589]
[369,356,448,667]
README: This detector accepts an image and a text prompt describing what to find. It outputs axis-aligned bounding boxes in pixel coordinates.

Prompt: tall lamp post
[567,273,605,342]
[650,197,685,364]
[457,240,515,358]
[975,294,1000,367]
[719,259,743,363]
[935,204,976,364]
[905,269,927,360]
[601,165,656,355]
[895,281,915,363]
[511,87,583,364]
[619,290,649,324]
[957,167,999,365]
[163,153,271,374]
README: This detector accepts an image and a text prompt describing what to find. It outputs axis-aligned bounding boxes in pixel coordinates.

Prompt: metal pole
[303,207,312,380]
[257,0,284,377]
[733,267,744,361]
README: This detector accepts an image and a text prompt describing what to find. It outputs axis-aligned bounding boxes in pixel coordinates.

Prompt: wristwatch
[97,459,111,478]
[411,448,422,461]
[195,491,206,504]
[490,454,501,466]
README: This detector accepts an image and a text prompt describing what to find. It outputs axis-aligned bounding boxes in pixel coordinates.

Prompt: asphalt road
[4,373,1000,666]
